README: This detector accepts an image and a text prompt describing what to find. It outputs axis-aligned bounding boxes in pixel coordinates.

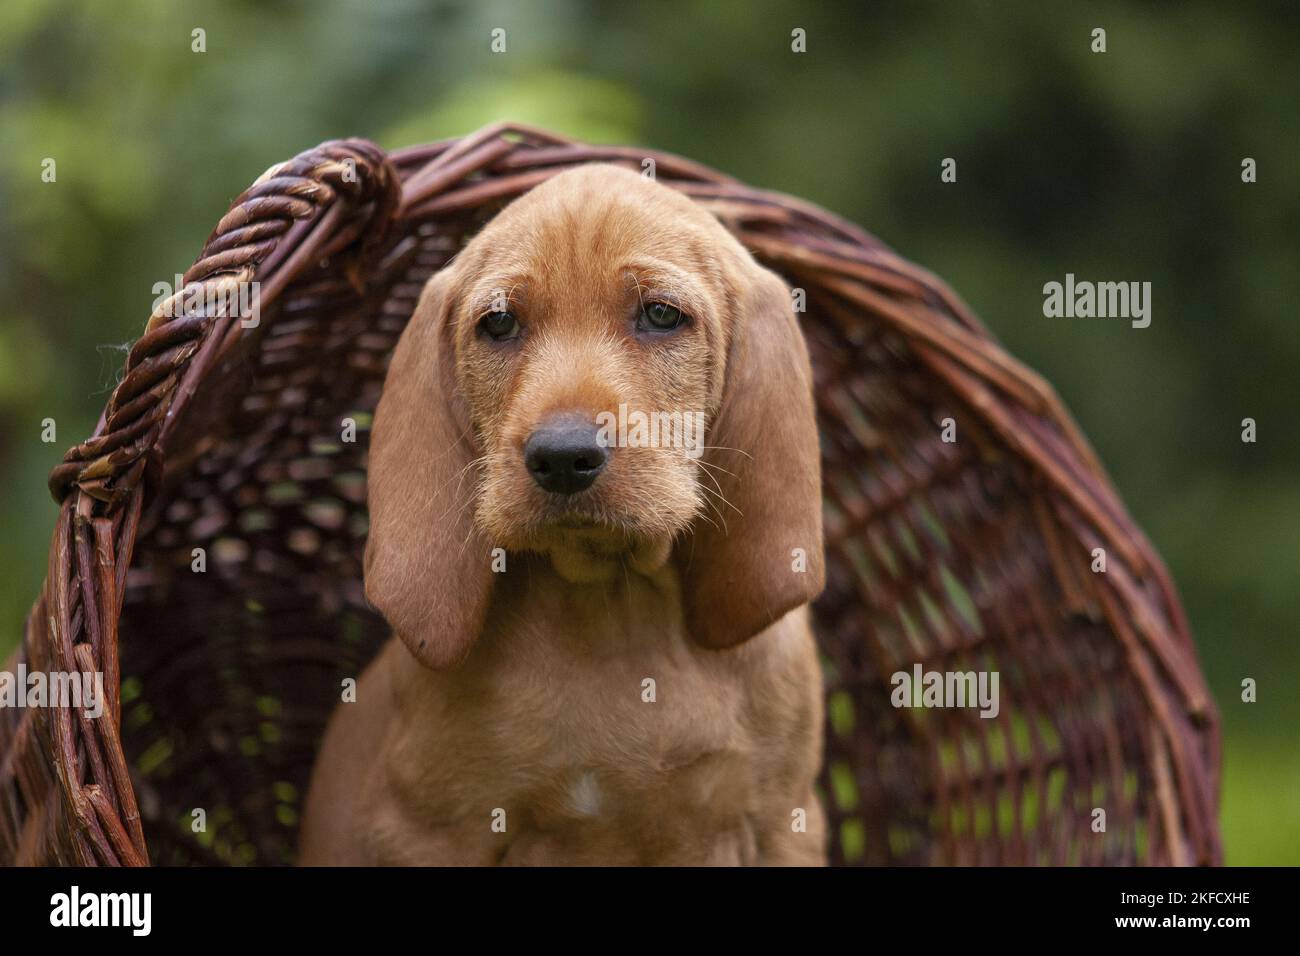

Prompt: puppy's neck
[390,536,685,677]
[468,547,685,662]
[541,531,673,585]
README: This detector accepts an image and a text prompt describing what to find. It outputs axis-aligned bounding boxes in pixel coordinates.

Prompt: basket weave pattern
[0,124,1220,866]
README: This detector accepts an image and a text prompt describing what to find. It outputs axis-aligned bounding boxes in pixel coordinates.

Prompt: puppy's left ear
[680,264,825,649]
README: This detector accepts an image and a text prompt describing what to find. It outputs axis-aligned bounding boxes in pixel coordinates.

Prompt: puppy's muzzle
[524,416,608,495]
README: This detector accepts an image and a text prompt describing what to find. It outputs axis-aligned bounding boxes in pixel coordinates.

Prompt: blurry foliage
[0,0,1296,863]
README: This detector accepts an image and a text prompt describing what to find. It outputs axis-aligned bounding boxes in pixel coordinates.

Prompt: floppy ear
[680,264,825,649]
[364,270,495,669]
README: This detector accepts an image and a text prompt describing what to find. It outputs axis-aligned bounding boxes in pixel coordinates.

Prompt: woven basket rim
[3,122,1222,867]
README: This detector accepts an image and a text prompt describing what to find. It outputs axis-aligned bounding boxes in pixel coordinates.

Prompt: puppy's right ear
[364,269,495,669]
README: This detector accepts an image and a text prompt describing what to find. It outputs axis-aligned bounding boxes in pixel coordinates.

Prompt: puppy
[299,164,827,865]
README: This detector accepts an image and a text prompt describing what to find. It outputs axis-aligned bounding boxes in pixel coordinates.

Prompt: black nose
[524,419,608,495]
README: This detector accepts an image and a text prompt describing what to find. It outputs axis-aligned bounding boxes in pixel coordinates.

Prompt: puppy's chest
[500,668,755,847]
[400,581,764,831]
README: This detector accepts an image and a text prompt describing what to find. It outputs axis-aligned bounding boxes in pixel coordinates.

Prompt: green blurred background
[1,0,1295,864]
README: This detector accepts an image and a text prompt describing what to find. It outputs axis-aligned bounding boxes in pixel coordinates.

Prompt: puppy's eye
[638,302,688,332]
[479,310,521,341]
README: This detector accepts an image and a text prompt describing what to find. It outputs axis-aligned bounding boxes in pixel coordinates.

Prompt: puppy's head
[366,164,823,668]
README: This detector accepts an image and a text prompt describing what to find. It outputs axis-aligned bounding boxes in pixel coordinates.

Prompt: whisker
[686,454,742,519]
[693,457,741,482]
[693,480,733,533]
[696,444,754,462]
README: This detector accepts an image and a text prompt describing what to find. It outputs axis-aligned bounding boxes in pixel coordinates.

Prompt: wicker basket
[0,123,1220,867]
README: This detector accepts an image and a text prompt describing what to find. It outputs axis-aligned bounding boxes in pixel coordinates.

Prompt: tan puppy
[299,164,827,865]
